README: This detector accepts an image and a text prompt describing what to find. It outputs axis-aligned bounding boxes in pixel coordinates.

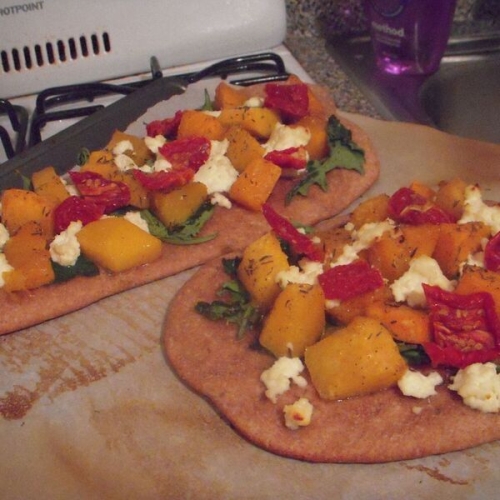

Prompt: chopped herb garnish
[77,147,91,166]
[285,115,365,204]
[398,342,431,366]
[195,257,263,339]
[52,254,100,283]
[199,89,214,111]
[140,201,217,245]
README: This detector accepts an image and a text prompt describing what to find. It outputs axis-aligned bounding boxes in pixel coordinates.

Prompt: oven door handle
[0,75,187,190]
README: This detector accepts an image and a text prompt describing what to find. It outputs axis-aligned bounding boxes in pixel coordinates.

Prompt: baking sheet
[2,86,500,499]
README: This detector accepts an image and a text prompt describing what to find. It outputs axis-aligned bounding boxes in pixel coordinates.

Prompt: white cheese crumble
[144,135,167,154]
[449,362,500,413]
[260,357,308,403]
[331,219,395,267]
[0,253,14,288]
[49,221,83,266]
[0,223,10,250]
[210,193,232,209]
[390,255,455,308]
[193,139,238,194]
[112,139,134,155]
[275,260,323,288]
[114,153,138,172]
[243,96,264,108]
[283,397,314,430]
[123,212,150,233]
[263,123,311,153]
[398,369,443,399]
[459,184,500,234]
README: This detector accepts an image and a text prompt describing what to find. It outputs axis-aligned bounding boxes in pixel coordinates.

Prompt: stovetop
[0,45,314,185]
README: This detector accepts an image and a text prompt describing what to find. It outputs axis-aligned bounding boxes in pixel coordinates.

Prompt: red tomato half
[262,203,322,261]
[423,284,500,368]
[158,136,210,172]
[264,83,309,122]
[53,196,104,234]
[318,259,384,301]
[69,171,130,214]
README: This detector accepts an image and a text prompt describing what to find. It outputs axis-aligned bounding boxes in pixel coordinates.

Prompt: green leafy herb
[140,202,217,245]
[21,174,32,191]
[398,342,430,366]
[285,115,366,204]
[52,255,100,283]
[195,258,262,339]
[199,89,214,111]
[77,147,91,166]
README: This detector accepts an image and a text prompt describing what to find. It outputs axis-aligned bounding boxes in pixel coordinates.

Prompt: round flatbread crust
[0,82,379,336]
[164,258,500,463]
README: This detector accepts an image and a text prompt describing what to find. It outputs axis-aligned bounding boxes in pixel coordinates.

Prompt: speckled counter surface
[283,0,499,119]
[284,32,380,117]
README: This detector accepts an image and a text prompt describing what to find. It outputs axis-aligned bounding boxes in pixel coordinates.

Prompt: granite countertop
[284,31,380,118]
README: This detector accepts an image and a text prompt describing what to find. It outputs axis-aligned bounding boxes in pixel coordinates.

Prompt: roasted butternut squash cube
[365,302,431,344]
[349,194,390,229]
[229,157,281,211]
[400,224,441,259]
[2,232,54,291]
[315,226,352,267]
[305,317,407,400]
[111,171,150,209]
[214,81,248,109]
[456,267,500,318]
[218,107,279,139]
[106,130,153,166]
[292,115,328,160]
[435,178,468,221]
[326,285,392,325]
[260,283,325,358]
[77,217,162,273]
[236,232,290,311]
[225,126,265,173]
[366,231,410,282]
[409,180,435,200]
[1,188,55,239]
[433,222,491,278]
[31,166,70,205]
[150,182,207,228]
[80,150,118,177]
[177,110,226,141]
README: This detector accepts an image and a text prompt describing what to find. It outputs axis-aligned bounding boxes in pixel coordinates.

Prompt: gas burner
[0,99,28,160]
[28,52,289,149]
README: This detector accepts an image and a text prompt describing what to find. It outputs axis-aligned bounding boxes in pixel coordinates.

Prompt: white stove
[0,0,314,167]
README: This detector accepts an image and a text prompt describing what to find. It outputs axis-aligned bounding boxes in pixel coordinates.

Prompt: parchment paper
[2,102,500,499]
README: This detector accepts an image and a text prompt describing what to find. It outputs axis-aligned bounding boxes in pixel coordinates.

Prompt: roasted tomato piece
[423,284,500,368]
[132,167,194,192]
[54,196,104,234]
[69,171,130,214]
[264,83,309,122]
[146,110,184,139]
[318,259,384,301]
[485,232,500,272]
[264,147,308,170]
[388,187,454,224]
[158,136,210,171]
[262,203,322,261]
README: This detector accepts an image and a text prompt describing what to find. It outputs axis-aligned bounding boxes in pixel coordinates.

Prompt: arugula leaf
[140,202,217,245]
[52,254,100,283]
[285,115,366,204]
[77,147,90,166]
[398,342,430,366]
[195,258,262,339]
[199,89,214,111]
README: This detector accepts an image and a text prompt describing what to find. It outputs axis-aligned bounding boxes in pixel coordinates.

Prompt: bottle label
[368,0,407,18]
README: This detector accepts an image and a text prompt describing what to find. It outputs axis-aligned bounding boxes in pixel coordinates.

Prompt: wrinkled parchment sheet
[2,92,500,499]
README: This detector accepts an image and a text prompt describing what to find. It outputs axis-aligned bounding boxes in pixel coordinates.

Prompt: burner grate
[0,99,28,160]
[28,52,289,149]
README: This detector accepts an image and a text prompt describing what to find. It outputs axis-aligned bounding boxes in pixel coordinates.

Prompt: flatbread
[0,83,379,336]
[163,256,500,464]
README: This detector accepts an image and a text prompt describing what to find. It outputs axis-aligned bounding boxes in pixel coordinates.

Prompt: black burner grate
[0,99,28,160]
